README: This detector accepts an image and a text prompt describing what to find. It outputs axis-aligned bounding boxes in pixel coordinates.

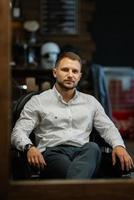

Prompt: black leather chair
[11,91,132,180]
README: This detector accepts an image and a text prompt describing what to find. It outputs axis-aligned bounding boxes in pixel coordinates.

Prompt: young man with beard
[11,52,134,179]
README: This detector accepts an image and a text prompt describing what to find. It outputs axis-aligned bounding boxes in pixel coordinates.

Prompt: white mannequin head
[41,42,60,69]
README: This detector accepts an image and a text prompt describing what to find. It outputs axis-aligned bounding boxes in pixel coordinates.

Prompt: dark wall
[92,1,134,66]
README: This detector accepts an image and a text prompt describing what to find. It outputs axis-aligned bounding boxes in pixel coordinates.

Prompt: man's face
[53,57,82,90]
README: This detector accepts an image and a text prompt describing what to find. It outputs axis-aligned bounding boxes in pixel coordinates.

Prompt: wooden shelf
[12,66,52,75]
[12,67,55,83]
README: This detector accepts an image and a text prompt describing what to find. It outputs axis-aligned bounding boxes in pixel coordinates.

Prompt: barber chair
[11,91,132,180]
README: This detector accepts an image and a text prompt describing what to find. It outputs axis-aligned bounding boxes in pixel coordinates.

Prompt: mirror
[0,0,134,200]
[10,0,134,180]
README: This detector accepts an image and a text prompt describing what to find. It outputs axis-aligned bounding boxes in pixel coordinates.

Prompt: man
[11,52,134,179]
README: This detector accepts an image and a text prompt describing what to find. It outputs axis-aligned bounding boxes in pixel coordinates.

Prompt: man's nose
[67,70,73,77]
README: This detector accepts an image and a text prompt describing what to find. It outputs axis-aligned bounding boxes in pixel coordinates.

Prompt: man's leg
[66,142,102,179]
[41,146,72,179]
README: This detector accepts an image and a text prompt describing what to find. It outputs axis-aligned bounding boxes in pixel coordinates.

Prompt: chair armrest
[11,147,40,180]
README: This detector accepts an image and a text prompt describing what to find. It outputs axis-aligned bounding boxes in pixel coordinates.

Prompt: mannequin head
[41,42,60,69]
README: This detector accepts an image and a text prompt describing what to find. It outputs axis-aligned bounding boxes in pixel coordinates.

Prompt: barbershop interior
[8,0,134,180]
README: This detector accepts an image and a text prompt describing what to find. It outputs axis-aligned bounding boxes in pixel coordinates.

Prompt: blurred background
[10,0,134,160]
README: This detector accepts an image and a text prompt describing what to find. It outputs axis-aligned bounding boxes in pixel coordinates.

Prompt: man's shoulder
[77,91,102,110]
[77,91,97,102]
[78,91,98,103]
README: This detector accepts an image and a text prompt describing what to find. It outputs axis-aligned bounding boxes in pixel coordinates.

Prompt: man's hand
[112,146,134,171]
[27,146,46,169]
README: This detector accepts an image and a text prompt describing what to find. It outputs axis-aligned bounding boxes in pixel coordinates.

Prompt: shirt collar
[53,85,79,103]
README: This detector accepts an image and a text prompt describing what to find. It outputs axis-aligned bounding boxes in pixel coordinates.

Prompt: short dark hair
[55,51,82,67]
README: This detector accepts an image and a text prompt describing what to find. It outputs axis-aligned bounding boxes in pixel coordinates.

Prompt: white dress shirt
[11,86,125,152]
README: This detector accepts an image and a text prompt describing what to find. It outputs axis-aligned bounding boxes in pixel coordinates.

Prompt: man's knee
[83,142,101,158]
[83,142,100,150]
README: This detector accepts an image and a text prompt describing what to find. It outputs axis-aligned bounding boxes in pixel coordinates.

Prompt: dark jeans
[41,142,102,179]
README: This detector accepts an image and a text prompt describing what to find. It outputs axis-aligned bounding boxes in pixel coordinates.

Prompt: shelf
[12,67,54,79]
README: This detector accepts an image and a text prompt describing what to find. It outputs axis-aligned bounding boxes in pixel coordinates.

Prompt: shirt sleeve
[11,95,40,151]
[93,98,125,148]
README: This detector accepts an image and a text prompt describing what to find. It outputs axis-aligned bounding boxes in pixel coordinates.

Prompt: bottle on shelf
[12,0,22,20]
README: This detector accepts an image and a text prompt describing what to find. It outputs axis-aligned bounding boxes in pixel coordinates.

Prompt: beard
[56,79,78,90]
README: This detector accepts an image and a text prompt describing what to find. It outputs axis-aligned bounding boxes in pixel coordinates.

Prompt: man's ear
[53,67,57,78]
[79,72,82,81]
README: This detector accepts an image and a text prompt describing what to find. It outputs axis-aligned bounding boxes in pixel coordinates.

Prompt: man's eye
[62,68,68,72]
[73,70,79,74]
